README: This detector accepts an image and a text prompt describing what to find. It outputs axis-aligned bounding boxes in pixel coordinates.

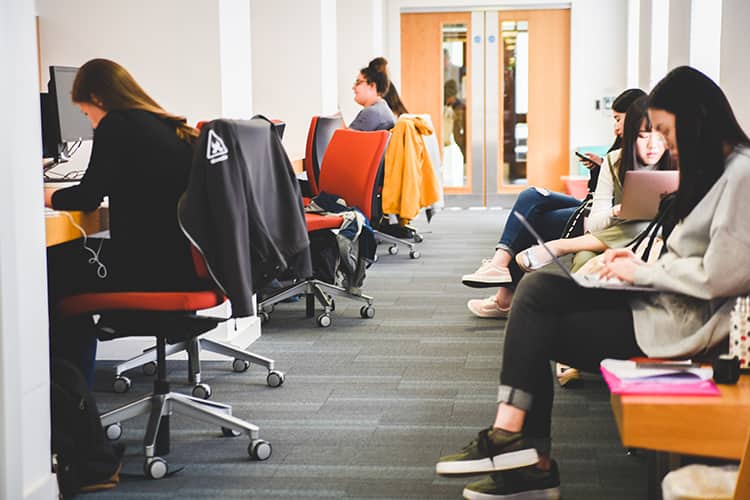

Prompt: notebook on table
[618,170,679,220]
[514,212,657,292]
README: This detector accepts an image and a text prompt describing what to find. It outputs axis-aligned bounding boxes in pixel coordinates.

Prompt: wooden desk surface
[45,207,109,247]
[611,375,750,459]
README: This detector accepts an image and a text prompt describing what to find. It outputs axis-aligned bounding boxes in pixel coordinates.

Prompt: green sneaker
[463,461,561,499]
[436,428,539,476]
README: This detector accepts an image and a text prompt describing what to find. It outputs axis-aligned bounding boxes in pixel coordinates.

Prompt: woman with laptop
[513,95,672,273]
[461,89,646,319]
[436,66,750,500]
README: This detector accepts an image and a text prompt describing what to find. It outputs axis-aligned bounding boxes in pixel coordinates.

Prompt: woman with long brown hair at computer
[45,58,203,385]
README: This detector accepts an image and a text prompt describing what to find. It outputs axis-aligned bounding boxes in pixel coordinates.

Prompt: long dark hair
[360,57,390,96]
[649,66,750,220]
[618,95,672,185]
[72,58,198,143]
[384,83,408,116]
[608,88,647,153]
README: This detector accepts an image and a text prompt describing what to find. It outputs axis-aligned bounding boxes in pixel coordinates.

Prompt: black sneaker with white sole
[436,428,539,476]
[463,460,561,500]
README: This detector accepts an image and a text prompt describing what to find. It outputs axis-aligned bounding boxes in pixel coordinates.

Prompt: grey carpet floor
[91,205,647,499]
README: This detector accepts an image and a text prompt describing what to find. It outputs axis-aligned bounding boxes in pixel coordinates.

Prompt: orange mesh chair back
[304,114,346,195]
[317,128,388,219]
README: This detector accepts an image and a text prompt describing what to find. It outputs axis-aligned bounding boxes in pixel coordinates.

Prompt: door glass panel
[500,20,529,186]
[441,23,468,188]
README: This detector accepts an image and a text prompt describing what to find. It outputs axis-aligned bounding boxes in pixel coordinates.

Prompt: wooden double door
[401,9,570,204]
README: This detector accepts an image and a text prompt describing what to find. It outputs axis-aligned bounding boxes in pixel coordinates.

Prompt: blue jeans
[497,188,581,286]
[498,188,580,255]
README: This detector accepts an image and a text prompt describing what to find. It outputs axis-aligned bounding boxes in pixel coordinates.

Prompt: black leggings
[500,271,645,443]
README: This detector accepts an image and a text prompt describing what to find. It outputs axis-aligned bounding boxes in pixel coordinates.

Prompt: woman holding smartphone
[461,89,646,314]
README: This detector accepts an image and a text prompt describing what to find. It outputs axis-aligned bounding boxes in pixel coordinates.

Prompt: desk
[45,206,109,247]
[611,376,750,460]
[612,376,750,499]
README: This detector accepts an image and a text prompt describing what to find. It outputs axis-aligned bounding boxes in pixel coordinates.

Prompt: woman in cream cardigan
[435,65,750,500]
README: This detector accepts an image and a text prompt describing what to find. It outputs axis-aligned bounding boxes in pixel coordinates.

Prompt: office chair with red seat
[259,128,388,327]
[301,115,422,259]
[55,247,272,479]
[111,118,291,397]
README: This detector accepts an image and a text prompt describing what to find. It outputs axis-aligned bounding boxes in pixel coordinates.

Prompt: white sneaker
[462,260,513,287]
[467,296,511,319]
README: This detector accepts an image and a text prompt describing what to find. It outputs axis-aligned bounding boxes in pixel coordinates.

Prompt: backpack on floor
[50,357,122,498]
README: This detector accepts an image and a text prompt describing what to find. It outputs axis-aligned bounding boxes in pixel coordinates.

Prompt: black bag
[626,192,678,262]
[560,193,592,239]
[50,357,122,498]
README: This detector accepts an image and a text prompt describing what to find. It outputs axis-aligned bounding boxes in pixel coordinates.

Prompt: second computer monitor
[49,65,93,143]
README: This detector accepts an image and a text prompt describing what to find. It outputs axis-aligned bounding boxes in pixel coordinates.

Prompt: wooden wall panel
[401,12,472,193]
[497,10,570,193]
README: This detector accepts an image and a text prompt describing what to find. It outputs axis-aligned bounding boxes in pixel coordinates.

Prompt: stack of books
[600,358,720,396]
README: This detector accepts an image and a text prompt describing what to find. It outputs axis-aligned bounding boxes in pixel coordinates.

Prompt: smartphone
[575,151,601,167]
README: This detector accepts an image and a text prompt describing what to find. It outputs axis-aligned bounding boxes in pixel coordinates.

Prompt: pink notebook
[601,365,720,396]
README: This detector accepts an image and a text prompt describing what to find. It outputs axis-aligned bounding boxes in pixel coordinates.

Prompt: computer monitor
[41,65,93,164]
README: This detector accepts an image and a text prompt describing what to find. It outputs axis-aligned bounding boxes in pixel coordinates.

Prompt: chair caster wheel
[232,358,250,372]
[249,439,272,461]
[316,313,332,328]
[105,423,122,441]
[266,370,285,387]
[142,362,157,376]
[409,250,421,259]
[222,426,242,437]
[259,311,270,324]
[360,305,375,319]
[413,233,423,243]
[112,376,132,394]
[145,457,168,479]
[388,245,399,255]
[192,383,212,399]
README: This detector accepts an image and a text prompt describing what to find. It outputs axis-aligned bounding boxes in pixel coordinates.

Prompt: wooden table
[611,375,750,499]
[45,206,109,247]
[611,375,750,460]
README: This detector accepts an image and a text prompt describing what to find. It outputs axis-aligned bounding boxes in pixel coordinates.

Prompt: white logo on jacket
[206,129,229,164]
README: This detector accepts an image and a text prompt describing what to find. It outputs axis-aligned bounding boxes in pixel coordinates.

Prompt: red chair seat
[56,290,225,318]
[305,213,344,232]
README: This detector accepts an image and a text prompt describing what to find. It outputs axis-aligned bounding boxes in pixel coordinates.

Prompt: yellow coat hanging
[382,116,441,224]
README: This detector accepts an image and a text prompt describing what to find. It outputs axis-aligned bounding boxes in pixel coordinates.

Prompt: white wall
[0,1,59,498]
[36,0,225,174]
[219,0,253,119]
[667,0,691,68]
[720,0,750,131]
[250,0,338,161]
[337,0,385,124]
[689,0,722,83]
[569,0,629,159]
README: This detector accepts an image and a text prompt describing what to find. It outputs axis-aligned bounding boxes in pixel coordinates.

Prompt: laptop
[618,170,679,220]
[514,212,657,292]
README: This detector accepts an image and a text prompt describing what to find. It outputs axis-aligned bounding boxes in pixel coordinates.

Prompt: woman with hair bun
[349,57,396,131]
